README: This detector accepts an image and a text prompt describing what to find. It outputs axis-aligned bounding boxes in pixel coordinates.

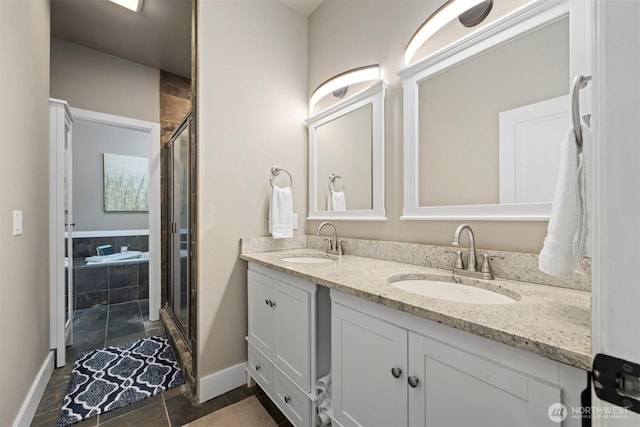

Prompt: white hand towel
[327,190,346,211]
[268,186,293,239]
[316,374,333,426]
[317,374,331,392]
[539,125,588,276]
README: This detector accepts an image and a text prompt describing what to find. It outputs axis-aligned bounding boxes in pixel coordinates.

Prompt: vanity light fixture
[405,0,492,64]
[108,0,144,13]
[309,65,380,114]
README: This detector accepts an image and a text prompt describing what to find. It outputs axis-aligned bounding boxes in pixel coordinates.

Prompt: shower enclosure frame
[165,112,196,351]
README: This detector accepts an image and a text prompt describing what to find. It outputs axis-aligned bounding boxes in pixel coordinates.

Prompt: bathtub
[85,250,148,265]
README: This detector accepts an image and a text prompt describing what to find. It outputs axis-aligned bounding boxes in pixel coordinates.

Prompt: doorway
[63,108,162,362]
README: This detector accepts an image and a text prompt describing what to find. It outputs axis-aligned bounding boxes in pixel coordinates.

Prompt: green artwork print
[103,153,149,212]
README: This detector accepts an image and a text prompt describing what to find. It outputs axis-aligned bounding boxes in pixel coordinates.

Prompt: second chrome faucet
[451,224,496,280]
[317,221,344,256]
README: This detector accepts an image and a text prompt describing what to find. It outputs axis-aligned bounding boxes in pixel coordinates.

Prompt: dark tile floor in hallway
[31,301,291,427]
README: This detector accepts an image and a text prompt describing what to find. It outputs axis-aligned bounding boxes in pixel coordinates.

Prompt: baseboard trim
[13,351,54,427]
[198,362,247,403]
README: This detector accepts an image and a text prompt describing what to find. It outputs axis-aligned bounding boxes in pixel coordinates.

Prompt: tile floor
[31,301,291,427]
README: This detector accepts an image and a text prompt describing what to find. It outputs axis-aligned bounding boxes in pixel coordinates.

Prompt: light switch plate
[292,213,298,230]
[13,210,23,236]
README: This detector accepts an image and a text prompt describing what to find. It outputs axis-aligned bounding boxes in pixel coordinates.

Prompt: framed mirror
[306,80,387,220]
[399,0,587,220]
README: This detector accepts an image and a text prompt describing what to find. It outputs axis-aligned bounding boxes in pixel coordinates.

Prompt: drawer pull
[391,367,402,379]
[255,364,261,372]
[408,376,419,388]
[284,395,291,404]
[265,299,270,306]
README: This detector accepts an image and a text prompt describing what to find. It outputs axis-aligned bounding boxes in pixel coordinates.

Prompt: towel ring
[270,165,293,188]
[571,74,592,148]
[328,173,344,192]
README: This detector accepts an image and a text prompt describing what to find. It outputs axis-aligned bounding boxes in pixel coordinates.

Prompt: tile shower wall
[71,234,149,258]
[71,234,150,310]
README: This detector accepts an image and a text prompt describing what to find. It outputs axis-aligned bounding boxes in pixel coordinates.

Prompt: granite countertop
[240,248,591,370]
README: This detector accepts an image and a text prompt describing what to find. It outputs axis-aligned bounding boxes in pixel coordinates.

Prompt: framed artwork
[103,153,149,212]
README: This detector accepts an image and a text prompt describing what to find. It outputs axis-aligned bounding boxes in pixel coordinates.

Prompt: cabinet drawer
[248,343,273,395]
[273,368,311,427]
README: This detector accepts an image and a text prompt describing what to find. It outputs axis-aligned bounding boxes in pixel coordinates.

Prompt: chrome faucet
[450,224,495,280]
[452,224,477,272]
[317,221,344,256]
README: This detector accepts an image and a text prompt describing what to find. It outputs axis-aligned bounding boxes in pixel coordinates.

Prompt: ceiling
[51,0,192,78]
[281,0,324,16]
[50,0,323,79]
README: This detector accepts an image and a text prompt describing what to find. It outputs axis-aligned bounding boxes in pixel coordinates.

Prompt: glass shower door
[167,116,191,339]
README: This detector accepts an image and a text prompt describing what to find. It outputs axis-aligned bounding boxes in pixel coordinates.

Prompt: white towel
[539,125,589,276]
[327,190,346,211]
[316,374,332,426]
[268,186,293,239]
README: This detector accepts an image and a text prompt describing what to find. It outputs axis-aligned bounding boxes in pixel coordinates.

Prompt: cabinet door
[248,270,274,356]
[409,332,561,427]
[273,280,312,392]
[332,303,408,427]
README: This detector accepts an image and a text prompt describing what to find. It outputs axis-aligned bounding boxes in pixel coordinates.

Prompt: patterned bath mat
[57,335,184,427]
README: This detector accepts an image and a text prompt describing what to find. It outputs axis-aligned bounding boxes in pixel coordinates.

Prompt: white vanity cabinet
[246,263,331,426]
[331,290,586,427]
[332,302,408,427]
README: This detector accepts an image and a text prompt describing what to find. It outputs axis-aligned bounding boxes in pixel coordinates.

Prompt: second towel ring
[270,165,293,188]
[328,173,344,192]
[571,74,592,148]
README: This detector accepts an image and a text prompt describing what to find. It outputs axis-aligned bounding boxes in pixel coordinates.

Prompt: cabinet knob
[270,301,276,308]
[391,367,402,379]
[284,395,291,404]
[408,376,419,388]
[255,364,261,372]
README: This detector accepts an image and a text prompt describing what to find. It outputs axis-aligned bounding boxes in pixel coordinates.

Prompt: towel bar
[270,165,293,188]
[571,74,592,148]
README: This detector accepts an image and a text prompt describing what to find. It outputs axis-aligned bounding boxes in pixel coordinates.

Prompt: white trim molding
[198,362,247,403]
[13,352,54,427]
[397,0,589,221]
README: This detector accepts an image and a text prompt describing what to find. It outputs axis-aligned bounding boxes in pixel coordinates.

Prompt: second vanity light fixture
[405,0,493,64]
[309,64,380,114]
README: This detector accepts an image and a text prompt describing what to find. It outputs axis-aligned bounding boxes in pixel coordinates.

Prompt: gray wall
[50,37,160,123]
[73,119,149,231]
[0,0,51,424]
[198,0,308,385]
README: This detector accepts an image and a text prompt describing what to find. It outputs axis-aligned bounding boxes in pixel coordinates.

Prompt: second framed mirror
[306,78,387,221]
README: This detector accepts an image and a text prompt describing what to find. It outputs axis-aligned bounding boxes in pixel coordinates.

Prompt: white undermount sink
[280,256,335,264]
[389,278,517,305]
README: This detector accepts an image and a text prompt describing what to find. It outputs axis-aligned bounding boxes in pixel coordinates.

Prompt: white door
[331,302,408,427]
[273,280,312,393]
[408,332,560,427]
[49,99,74,368]
[248,270,275,356]
[591,0,640,424]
